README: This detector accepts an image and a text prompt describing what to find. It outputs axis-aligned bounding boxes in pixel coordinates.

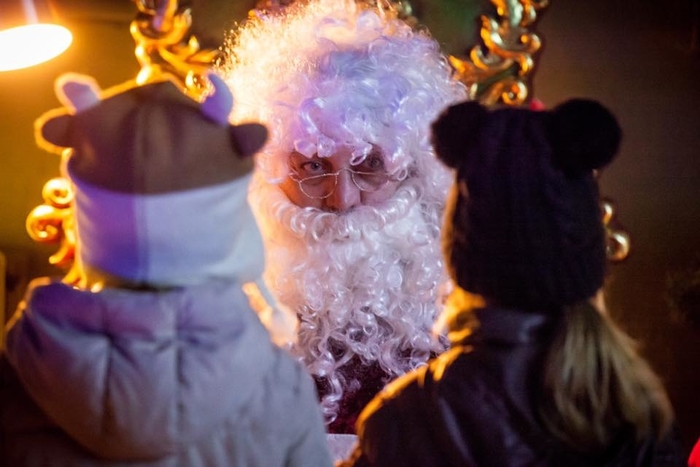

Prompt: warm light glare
[0,24,72,72]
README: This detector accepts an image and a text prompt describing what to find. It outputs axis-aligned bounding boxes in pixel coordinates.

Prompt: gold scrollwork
[26,175,76,269]
[601,197,631,262]
[131,0,221,100]
[449,0,549,105]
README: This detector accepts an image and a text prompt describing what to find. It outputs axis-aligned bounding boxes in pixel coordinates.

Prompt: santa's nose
[324,170,361,212]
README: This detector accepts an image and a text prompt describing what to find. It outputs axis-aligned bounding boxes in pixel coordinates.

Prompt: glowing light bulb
[0,23,72,72]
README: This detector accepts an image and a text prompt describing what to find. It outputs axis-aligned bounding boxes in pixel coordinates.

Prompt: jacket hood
[5,278,277,461]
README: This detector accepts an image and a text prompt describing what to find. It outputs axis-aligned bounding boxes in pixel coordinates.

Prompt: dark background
[1,0,698,451]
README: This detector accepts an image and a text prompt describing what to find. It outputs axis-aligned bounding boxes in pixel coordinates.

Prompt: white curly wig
[219,0,467,429]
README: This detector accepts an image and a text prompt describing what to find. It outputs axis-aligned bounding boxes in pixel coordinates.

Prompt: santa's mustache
[256,180,422,244]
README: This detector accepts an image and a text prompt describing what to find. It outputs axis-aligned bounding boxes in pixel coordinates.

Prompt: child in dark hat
[341,99,685,466]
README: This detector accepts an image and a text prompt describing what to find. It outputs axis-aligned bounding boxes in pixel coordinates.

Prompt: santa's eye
[297,160,327,176]
[357,153,386,173]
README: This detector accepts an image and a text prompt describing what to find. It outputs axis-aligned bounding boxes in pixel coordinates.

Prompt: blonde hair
[540,300,674,452]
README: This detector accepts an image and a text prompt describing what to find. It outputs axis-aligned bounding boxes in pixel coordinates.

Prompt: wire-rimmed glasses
[289,167,396,199]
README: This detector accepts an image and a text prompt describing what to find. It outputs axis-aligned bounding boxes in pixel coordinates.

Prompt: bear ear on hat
[230,123,268,157]
[549,98,622,175]
[54,72,101,112]
[35,111,73,153]
[35,73,103,154]
[431,100,488,169]
[202,72,268,157]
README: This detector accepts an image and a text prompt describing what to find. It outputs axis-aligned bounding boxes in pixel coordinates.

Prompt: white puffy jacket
[1,277,332,467]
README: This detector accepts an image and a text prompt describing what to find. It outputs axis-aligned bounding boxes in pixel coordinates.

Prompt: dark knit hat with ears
[432,99,621,311]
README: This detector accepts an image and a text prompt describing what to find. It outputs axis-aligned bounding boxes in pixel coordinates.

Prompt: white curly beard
[248,172,448,424]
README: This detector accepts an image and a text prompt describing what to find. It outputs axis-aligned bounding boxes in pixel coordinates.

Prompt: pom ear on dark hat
[431,100,488,169]
[549,98,622,175]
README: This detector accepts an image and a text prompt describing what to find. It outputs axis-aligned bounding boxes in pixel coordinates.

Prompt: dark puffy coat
[343,307,686,467]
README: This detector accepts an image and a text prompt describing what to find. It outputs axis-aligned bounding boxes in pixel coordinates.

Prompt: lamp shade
[0,0,72,72]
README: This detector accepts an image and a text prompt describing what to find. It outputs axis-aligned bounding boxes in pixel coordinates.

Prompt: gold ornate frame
[449,0,548,105]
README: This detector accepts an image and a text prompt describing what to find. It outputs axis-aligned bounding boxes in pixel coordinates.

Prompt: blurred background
[1,0,698,451]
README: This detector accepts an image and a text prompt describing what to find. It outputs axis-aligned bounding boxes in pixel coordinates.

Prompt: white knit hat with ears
[35,72,269,288]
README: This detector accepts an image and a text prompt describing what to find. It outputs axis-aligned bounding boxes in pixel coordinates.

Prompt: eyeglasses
[289,167,396,199]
